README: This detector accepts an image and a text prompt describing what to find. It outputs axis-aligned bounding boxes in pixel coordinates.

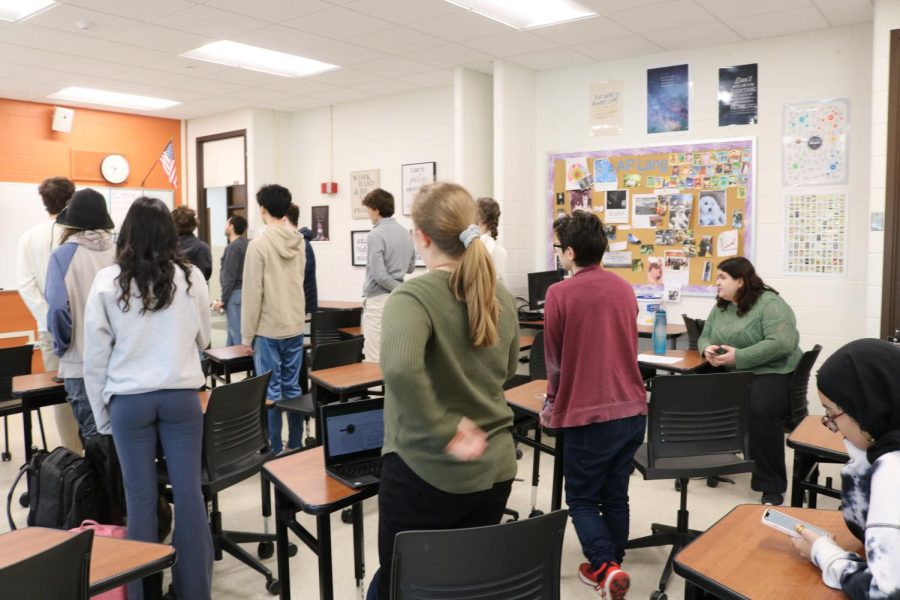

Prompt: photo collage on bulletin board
[547,139,755,296]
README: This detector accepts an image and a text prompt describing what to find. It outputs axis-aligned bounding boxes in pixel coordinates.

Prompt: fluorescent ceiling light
[181,41,339,78]
[445,0,595,29]
[0,0,56,22]
[48,87,180,111]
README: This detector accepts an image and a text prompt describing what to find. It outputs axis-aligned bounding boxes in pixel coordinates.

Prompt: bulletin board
[547,138,755,297]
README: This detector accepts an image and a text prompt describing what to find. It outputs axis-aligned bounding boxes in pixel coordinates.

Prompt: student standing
[241,185,306,454]
[45,188,116,440]
[172,206,212,281]
[15,176,83,454]
[212,215,248,346]
[476,197,508,283]
[83,197,213,600]
[541,210,647,600]
[367,182,519,599]
[285,204,318,313]
[361,188,415,363]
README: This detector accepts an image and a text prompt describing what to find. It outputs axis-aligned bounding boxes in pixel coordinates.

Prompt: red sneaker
[578,561,630,599]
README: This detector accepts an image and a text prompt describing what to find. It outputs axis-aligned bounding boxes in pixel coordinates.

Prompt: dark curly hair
[476,197,500,240]
[38,177,74,215]
[115,197,193,314]
[715,256,778,316]
[171,205,198,235]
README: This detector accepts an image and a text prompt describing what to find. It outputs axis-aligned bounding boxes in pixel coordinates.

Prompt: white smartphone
[761,508,831,539]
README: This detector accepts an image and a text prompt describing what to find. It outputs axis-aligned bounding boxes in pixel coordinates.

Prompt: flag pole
[140,137,173,188]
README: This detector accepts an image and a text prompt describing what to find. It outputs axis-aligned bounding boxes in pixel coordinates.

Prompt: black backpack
[6,446,103,530]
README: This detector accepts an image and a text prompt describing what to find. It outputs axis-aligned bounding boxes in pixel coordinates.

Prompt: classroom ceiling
[0,0,872,120]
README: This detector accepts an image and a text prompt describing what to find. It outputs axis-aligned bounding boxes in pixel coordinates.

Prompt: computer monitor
[527,270,564,310]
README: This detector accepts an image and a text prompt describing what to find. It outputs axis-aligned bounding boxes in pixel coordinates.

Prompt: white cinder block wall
[535,23,875,369]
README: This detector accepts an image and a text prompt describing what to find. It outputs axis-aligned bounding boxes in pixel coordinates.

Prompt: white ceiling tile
[231,25,333,55]
[505,47,595,71]
[305,87,377,103]
[728,6,830,39]
[26,4,143,39]
[144,55,231,77]
[305,67,381,86]
[157,88,208,103]
[284,7,394,39]
[204,67,290,86]
[348,27,445,54]
[573,35,664,61]
[153,6,270,39]
[68,40,171,66]
[352,78,422,95]
[191,95,253,110]
[154,104,220,119]
[38,55,130,78]
[606,0,719,34]
[462,31,558,58]
[205,0,333,22]
[113,25,213,53]
[579,0,686,13]
[397,68,455,87]
[223,86,296,102]
[651,21,742,51]
[463,60,494,74]
[0,80,61,99]
[255,96,330,111]
[13,66,103,87]
[110,67,194,87]
[352,55,431,77]
[0,24,96,53]
[62,0,196,22]
[0,62,28,77]
[341,0,462,25]
[399,43,490,68]
[0,43,66,66]
[695,0,816,19]
[302,42,386,66]
[259,78,337,95]
[167,76,249,95]
[408,10,513,42]
[817,0,874,26]
[530,15,632,45]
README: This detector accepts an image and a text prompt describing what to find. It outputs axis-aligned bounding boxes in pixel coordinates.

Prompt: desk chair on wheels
[0,345,48,462]
[626,372,755,600]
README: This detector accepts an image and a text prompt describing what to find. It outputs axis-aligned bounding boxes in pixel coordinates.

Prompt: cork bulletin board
[547,138,755,297]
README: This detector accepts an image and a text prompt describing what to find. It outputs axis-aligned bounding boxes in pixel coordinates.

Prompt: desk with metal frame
[517,320,687,350]
[11,372,66,464]
[787,416,848,508]
[638,349,707,374]
[205,345,255,388]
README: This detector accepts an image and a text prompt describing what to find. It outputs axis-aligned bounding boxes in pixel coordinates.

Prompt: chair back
[0,529,93,599]
[310,309,362,349]
[311,338,364,371]
[788,344,822,424]
[202,372,272,484]
[0,345,34,400]
[390,509,568,600]
[681,315,705,351]
[528,330,547,380]
[646,372,753,466]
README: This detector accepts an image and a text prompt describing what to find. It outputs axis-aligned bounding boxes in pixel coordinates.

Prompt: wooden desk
[637,349,706,374]
[263,446,376,600]
[787,416,849,508]
[504,379,563,513]
[309,362,383,402]
[519,335,535,351]
[337,326,363,338]
[318,300,364,311]
[0,527,176,599]
[205,345,255,388]
[12,371,66,464]
[675,504,862,600]
[518,320,687,349]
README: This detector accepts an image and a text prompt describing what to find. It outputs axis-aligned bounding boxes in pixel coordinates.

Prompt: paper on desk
[637,353,682,365]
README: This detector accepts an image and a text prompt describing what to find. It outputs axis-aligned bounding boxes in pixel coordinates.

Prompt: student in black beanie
[791,338,900,599]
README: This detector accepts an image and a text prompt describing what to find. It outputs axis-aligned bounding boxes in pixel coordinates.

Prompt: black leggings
[748,373,792,494]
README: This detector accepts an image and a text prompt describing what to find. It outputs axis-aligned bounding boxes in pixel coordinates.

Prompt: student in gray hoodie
[45,188,116,440]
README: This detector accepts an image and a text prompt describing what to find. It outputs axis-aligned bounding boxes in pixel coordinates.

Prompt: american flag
[160,140,177,188]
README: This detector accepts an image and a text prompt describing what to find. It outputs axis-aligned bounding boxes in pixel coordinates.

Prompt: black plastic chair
[504,330,546,390]
[310,308,362,349]
[681,314,706,352]
[0,344,47,462]
[0,528,93,599]
[390,509,569,600]
[785,344,823,431]
[626,372,755,600]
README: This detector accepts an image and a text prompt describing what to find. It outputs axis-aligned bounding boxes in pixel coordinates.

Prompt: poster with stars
[783,99,849,186]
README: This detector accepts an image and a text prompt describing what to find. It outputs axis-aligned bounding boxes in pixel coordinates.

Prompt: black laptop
[322,397,384,489]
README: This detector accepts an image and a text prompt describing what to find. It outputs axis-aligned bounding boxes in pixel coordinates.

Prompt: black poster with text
[719,64,758,126]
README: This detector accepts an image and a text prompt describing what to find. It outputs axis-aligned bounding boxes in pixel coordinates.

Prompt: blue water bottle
[652,308,667,355]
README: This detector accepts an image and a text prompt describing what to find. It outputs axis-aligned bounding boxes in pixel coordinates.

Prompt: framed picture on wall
[351,230,369,266]
[311,205,329,241]
[401,161,436,215]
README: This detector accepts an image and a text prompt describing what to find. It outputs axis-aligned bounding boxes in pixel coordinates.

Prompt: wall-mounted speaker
[51,107,74,133]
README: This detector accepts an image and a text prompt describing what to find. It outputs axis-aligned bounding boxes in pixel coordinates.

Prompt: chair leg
[2,415,10,461]
[36,409,47,450]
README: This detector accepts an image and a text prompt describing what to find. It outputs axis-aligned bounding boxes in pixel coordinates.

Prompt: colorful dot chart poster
[783,99,849,186]
[783,193,847,276]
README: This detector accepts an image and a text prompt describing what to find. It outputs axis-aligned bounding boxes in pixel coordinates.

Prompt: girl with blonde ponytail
[367,182,520,600]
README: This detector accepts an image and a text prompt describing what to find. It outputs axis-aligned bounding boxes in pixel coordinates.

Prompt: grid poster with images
[784,193,847,275]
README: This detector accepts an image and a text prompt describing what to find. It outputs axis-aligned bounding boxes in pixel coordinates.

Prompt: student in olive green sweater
[699,256,803,506]
[366,182,520,600]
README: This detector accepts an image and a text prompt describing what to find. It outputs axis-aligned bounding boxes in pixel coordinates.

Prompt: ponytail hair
[412,182,500,348]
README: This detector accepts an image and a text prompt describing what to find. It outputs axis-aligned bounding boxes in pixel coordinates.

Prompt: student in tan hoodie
[241,184,306,453]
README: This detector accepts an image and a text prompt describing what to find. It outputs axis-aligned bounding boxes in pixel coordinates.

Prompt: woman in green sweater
[366,182,520,600]
[698,257,802,506]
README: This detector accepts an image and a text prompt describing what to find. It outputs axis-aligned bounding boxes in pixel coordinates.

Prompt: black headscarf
[817,338,900,464]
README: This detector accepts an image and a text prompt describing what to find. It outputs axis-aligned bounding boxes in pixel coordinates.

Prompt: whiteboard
[1,181,175,290]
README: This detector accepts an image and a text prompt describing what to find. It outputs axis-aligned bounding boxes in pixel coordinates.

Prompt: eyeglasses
[552,243,563,250]
[821,411,845,433]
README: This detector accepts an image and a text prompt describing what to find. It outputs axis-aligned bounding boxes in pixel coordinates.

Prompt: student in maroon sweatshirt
[540,210,647,600]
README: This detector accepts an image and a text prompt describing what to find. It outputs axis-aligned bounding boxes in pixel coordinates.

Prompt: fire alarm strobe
[321,182,338,194]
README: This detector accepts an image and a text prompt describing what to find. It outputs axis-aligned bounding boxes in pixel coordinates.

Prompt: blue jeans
[110,389,213,600]
[563,415,646,569]
[224,291,242,347]
[253,334,305,453]
[64,378,98,439]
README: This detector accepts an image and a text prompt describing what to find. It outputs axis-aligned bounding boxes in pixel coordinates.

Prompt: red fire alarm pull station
[320,182,338,194]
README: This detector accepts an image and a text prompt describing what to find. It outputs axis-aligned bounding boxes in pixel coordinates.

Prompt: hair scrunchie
[458,224,481,249]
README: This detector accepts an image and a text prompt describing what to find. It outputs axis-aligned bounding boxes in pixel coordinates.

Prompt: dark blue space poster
[647,64,689,134]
